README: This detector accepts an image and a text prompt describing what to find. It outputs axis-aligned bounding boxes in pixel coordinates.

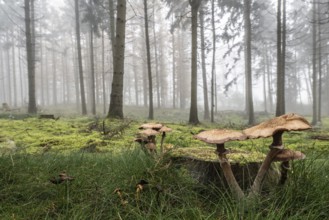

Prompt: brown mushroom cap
[273,149,306,162]
[139,123,163,131]
[139,128,159,137]
[194,129,247,144]
[159,126,172,133]
[243,113,311,139]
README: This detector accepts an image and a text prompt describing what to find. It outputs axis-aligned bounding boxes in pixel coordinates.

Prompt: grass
[0,112,329,219]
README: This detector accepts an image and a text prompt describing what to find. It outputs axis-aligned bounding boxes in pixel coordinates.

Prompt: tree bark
[188,0,200,124]
[24,0,37,113]
[211,0,216,123]
[276,0,285,116]
[244,0,254,125]
[74,0,87,115]
[144,0,154,119]
[312,0,318,125]
[108,0,126,118]
[199,5,210,120]
[89,0,96,115]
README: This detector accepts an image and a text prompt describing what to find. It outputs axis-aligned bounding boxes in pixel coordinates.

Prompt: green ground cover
[0,113,328,219]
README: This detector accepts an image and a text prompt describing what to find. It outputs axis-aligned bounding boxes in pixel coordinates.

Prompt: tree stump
[170,147,279,190]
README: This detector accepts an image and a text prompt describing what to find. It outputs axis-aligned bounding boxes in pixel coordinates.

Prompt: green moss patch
[170,147,266,164]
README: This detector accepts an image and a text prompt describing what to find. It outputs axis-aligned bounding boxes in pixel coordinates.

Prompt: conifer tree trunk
[144,0,154,119]
[188,0,201,124]
[311,0,318,125]
[108,0,126,118]
[276,0,284,116]
[24,0,37,113]
[244,0,254,125]
[211,0,216,122]
[199,5,210,120]
[74,0,87,115]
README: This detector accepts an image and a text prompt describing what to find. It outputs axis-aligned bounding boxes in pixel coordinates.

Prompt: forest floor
[0,111,328,219]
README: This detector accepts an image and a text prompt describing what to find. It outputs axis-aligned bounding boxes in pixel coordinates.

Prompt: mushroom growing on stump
[243,113,311,196]
[139,123,163,131]
[273,149,305,185]
[158,126,172,153]
[195,129,247,201]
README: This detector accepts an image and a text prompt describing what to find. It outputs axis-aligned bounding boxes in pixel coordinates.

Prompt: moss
[170,147,266,164]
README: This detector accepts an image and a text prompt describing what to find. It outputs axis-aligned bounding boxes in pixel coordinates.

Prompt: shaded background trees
[0,0,329,123]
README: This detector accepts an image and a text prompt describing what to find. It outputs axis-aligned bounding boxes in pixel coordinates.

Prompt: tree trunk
[89,2,96,115]
[244,0,254,125]
[144,0,154,119]
[101,29,107,114]
[172,23,176,109]
[74,0,87,115]
[24,0,37,113]
[199,5,210,120]
[108,0,126,118]
[188,0,200,124]
[51,49,57,105]
[276,0,284,117]
[311,0,318,125]
[317,3,322,123]
[152,0,161,108]
[211,0,216,123]
[109,0,116,62]
[12,31,17,107]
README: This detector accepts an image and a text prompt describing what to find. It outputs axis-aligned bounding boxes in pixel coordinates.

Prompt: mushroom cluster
[194,113,311,200]
[135,123,172,154]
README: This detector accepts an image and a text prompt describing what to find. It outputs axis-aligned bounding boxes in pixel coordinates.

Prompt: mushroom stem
[218,153,245,201]
[216,143,227,154]
[249,148,282,197]
[271,131,284,148]
[279,161,290,185]
[160,132,166,153]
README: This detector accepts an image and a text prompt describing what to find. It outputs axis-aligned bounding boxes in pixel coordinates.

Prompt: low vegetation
[0,112,328,219]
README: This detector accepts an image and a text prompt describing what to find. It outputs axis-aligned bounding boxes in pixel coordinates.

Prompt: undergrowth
[0,114,328,219]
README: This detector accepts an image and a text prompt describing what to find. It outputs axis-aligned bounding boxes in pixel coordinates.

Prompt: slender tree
[24,0,37,113]
[144,0,154,119]
[276,0,286,116]
[188,0,201,124]
[244,0,254,124]
[311,0,317,125]
[108,0,127,118]
[74,0,87,115]
[199,4,210,120]
[211,0,216,122]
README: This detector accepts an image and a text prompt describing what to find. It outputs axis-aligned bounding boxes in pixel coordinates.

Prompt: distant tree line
[0,0,328,125]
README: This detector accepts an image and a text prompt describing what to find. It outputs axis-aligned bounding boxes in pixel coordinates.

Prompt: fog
[0,0,327,123]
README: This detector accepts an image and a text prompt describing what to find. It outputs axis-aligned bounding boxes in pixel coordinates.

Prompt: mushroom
[195,129,247,200]
[135,179,149,200]
[114,188,128,206]
[137,129,159,153]
[158,126,172,153]
[49,171,74,185]
[273,149,305,185]
[243,113,311,196]
[139,123,163,131]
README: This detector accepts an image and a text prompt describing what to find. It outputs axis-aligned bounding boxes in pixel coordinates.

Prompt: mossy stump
[170,147,279,191]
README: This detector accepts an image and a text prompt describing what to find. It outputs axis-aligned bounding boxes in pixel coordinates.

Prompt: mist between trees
[0,0,327,124]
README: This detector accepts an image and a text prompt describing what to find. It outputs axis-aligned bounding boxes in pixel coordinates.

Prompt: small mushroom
[139,123,163,131]
[158,126,172,153]
[195,129,247,200]
[49,172,74,185]
[273,149,305,185]
[135,179,149,200]
[137,129,159,153]
[244,113,311,196]
[114,188,128,206]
